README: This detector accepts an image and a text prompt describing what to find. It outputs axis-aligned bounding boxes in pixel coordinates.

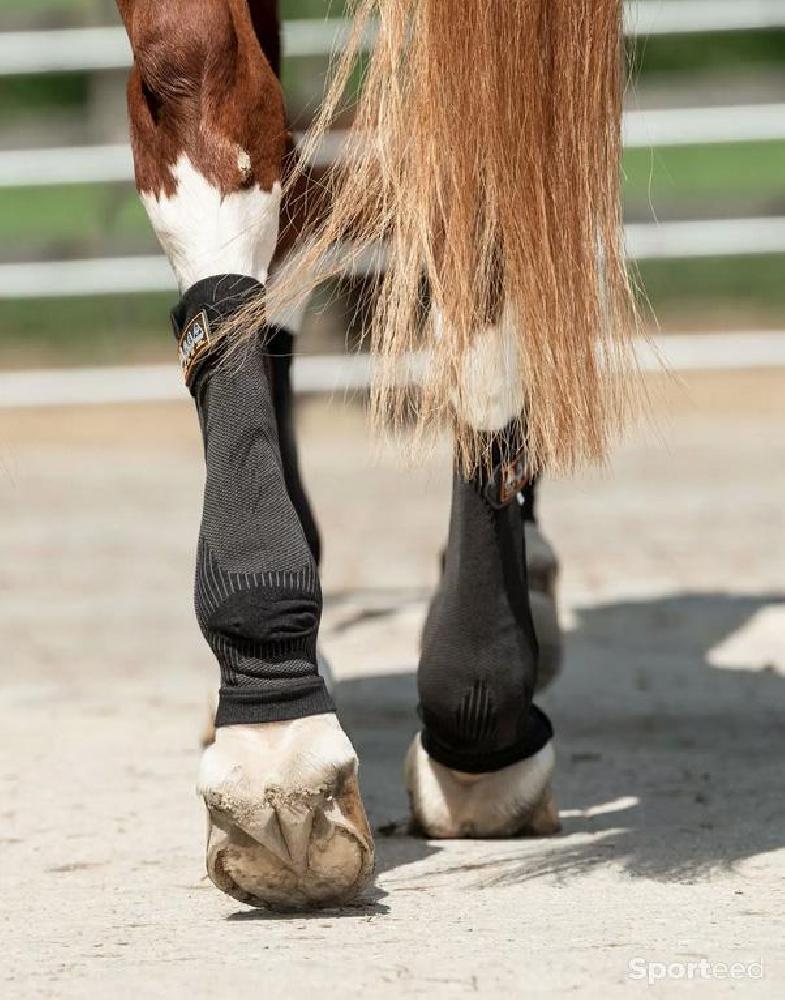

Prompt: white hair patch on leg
[141,154,282,291]
[436,306,526,431]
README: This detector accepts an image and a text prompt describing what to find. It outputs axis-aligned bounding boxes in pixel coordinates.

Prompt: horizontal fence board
[627,0,785,35]
[0,143,133,187]
[0,132,343,188]
[2,217,785,299]
[624,217,785,260]
[4,104,785,188]
[621,103,785,148]
[2,3,785,76]
[0,21,366,76]
[1,332,784,409]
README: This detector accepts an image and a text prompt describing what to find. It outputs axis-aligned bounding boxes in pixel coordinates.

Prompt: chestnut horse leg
[117,0,373,909]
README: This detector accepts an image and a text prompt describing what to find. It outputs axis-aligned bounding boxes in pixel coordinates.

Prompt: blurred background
[0,0,784,371]
[2,5,785,993]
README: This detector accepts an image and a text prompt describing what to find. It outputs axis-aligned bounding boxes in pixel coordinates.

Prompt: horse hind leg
[406,313,561,838]
[119,0,373,908]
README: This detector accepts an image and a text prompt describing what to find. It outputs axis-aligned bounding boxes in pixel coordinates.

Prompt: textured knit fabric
[265,326,322,565]
[171,275,334,726]
[418,432,553,772]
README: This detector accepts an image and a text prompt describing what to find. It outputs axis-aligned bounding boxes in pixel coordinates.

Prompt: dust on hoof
[198,715,374,909]
[404,733,559,839]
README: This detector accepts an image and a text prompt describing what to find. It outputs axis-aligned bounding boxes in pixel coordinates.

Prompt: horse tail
[269,0,641,474]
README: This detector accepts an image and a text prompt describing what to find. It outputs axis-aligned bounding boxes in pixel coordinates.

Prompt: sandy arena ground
[1,369,784,997]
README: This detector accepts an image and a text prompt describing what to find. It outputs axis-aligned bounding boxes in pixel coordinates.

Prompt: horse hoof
[405,733,559,838]
[198,715,375,909]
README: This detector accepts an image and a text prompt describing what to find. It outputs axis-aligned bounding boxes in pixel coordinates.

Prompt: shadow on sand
[332,589,785,892]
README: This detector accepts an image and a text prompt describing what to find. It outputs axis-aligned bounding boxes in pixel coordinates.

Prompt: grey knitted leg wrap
[265,325,321,565]
[171,275,334,727]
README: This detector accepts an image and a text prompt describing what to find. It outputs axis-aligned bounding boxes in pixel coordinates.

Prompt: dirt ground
[1,369,784,998]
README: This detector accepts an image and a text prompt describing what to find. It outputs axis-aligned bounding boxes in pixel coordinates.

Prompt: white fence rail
[626,217,785,260]
[1,3,784,77]
[1,217,784,299]
[0,21,368,76]
[0,143,132,188]
[1,331,784,410]
[3,103,785,189]
[0,132,345,188]
[627,0,785,35]
[621,103,785,148]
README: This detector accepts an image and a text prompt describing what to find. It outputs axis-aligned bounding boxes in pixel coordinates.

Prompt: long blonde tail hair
[264,0,639,473]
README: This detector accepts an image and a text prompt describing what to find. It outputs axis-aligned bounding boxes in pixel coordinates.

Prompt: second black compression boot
[406,432,559,838]
[417,436,553,773]
[265,325,322,565]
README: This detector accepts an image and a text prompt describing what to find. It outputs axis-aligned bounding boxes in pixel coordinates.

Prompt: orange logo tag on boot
[498,445,529,504]
[177,311,211,383]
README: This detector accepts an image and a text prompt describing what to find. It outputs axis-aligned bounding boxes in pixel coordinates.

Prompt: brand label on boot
[177,311,211,383]
[498,445,529,505]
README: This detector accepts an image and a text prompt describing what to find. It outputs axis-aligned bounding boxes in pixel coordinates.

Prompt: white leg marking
[436,305,526,431]
[141,154,281,291]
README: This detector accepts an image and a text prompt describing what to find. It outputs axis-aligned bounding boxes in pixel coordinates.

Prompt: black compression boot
[171,275,334,728]
[265,325,322,565]
[519,475,563,689]
[418,433,553,774]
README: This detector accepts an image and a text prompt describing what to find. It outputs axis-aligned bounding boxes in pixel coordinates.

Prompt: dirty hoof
[405,733,559,838]
[198,715,374,909]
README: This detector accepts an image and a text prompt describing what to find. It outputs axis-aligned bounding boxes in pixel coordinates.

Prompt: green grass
[0,75,89,120]
[282,0,347,18]
[637,255,785,314]
[0,293,176,368]
[624,141,785,210]
[0,184,151,248]
[1,0,96,12]
[630,30,785,79]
